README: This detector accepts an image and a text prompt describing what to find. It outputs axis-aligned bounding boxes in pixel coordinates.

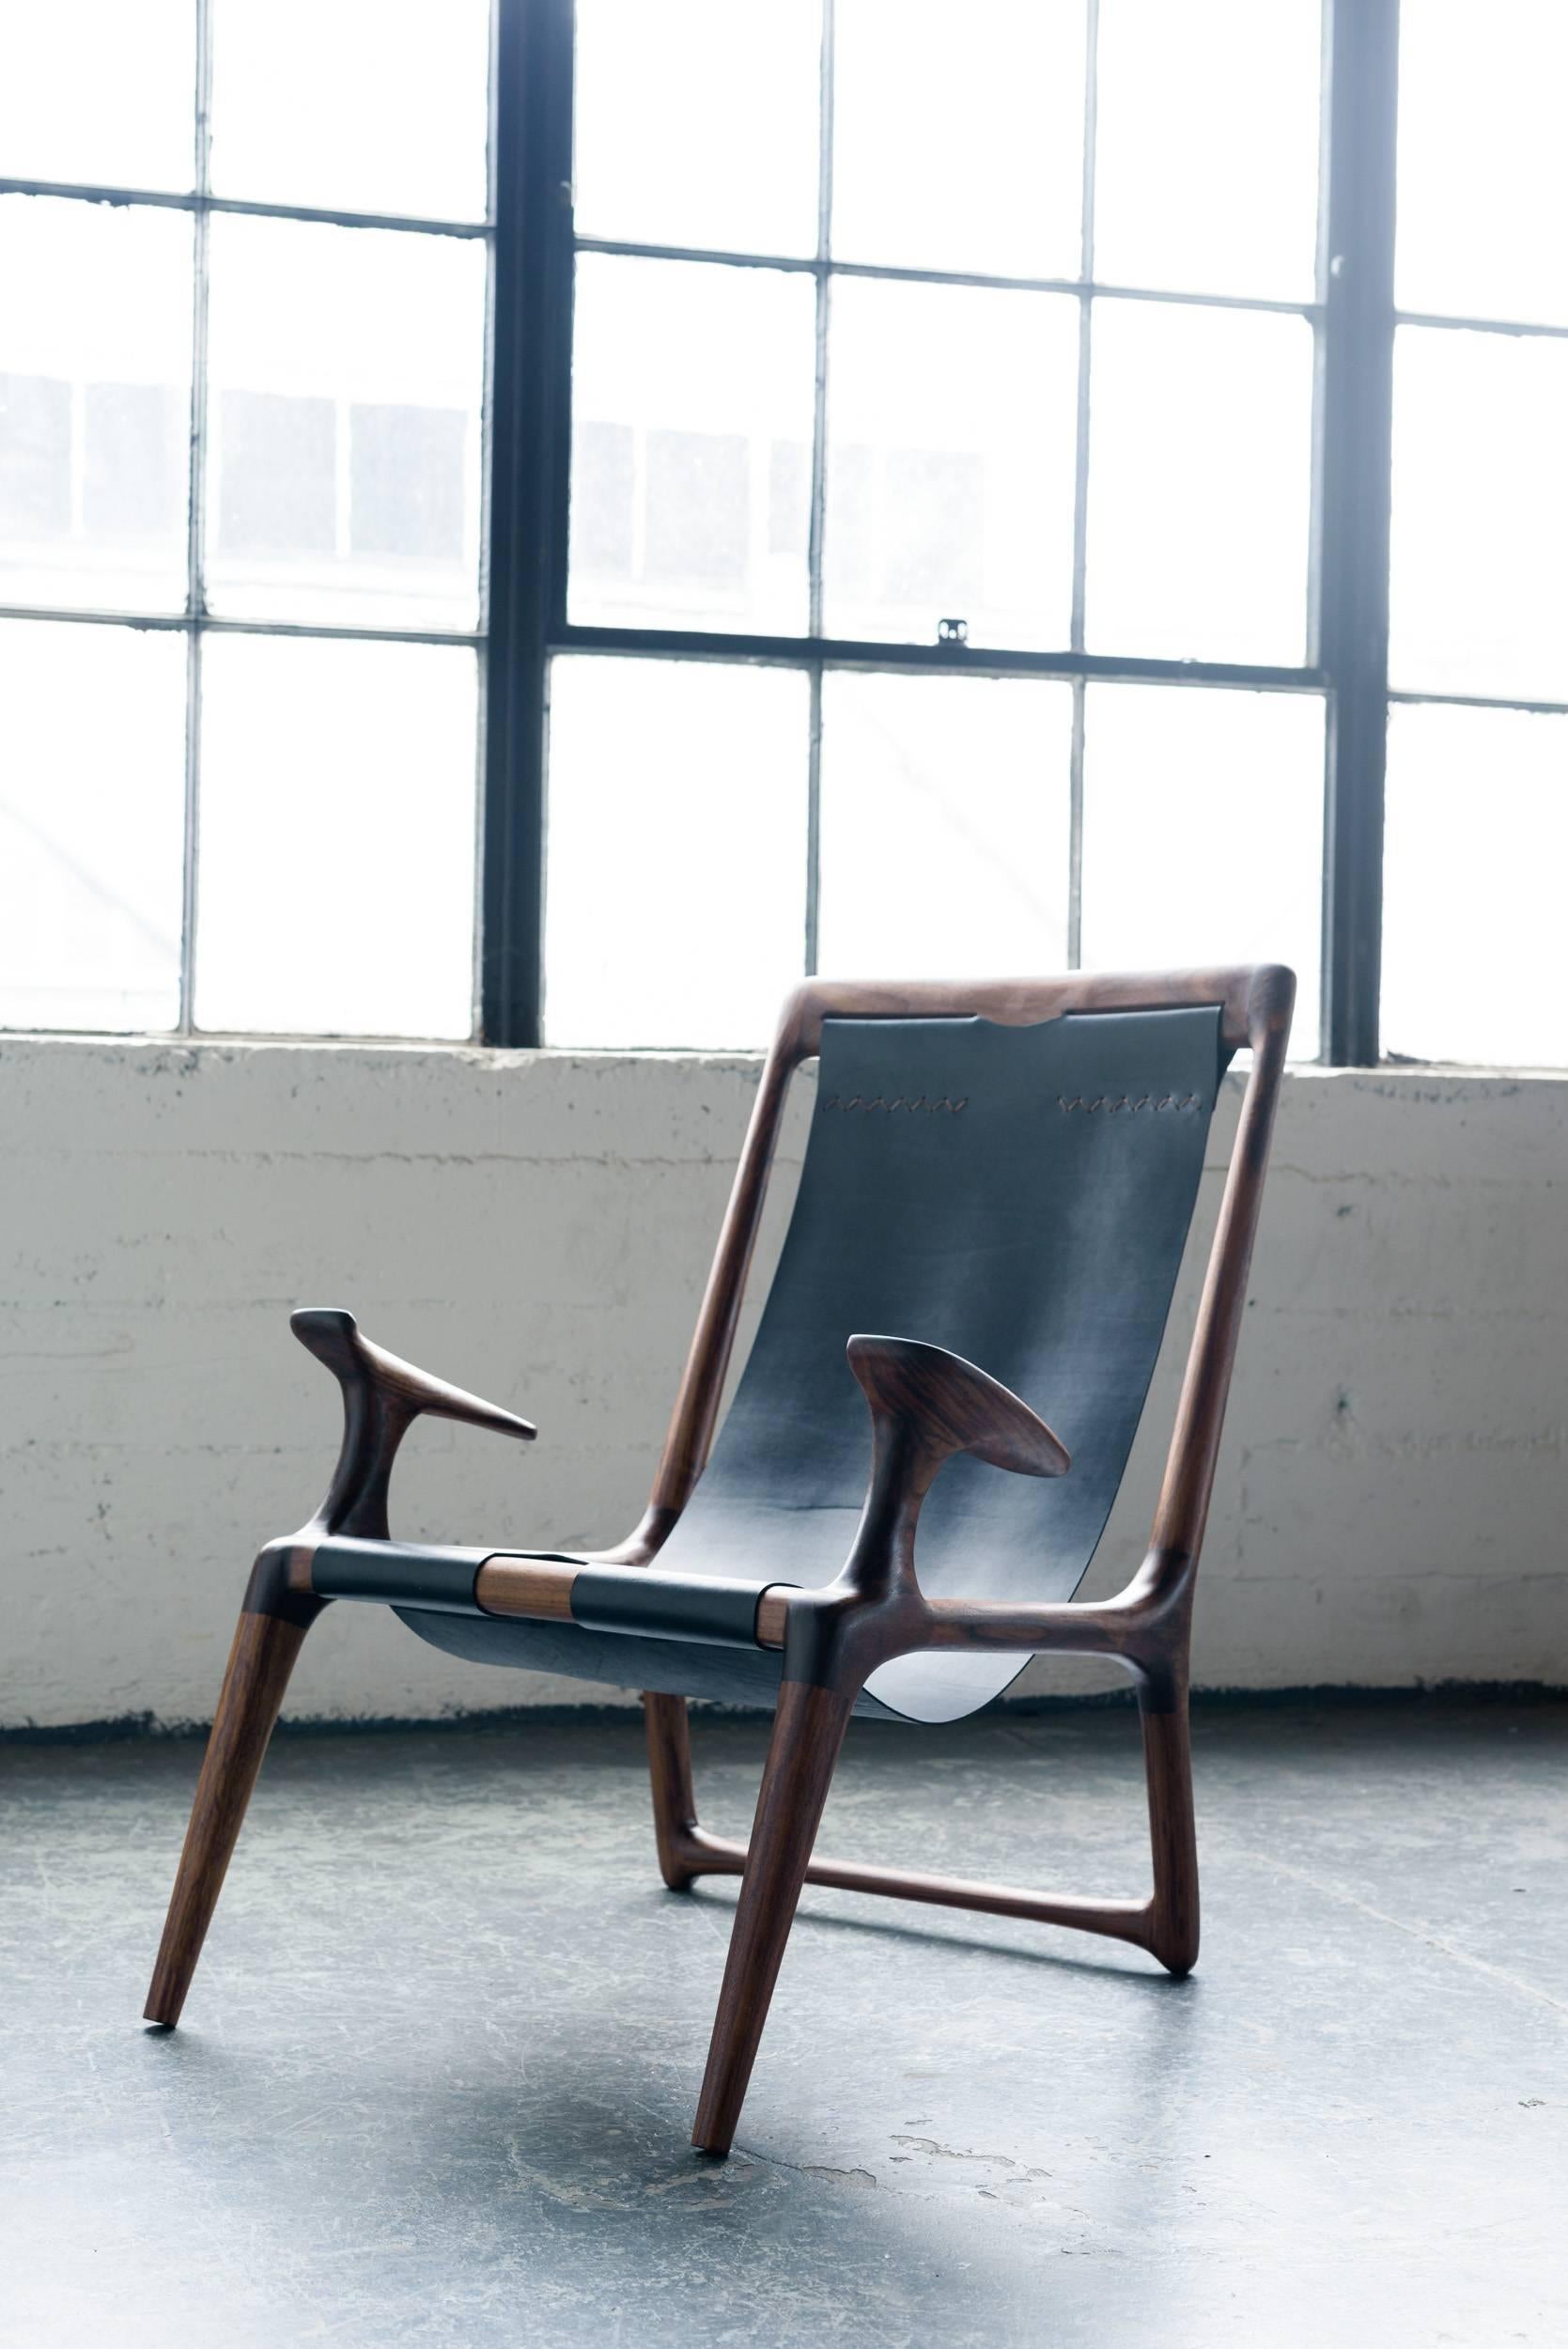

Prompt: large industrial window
[547,0,1328,1051]
[0,0,492,1036]
[0,3,1555,1068]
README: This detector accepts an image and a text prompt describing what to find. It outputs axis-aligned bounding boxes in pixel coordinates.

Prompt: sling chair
[146,964,1294,2156]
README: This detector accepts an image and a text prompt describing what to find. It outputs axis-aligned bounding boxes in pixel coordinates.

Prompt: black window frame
[0,0,495,1039]
[484,0,1400,1063]
[0,0,1404,1062]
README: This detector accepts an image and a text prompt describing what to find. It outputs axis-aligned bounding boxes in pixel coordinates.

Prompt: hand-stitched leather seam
[821,1095,970,1113]
[1057,1094,1202,1114]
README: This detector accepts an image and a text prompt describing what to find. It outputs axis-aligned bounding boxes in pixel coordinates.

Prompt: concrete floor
[2,1699,1563,2348]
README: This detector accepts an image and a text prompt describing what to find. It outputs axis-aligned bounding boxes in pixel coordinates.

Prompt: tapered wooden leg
[643,1692,700,1890]
[1140,1688,1199,1977]
[691,1679,854,2156]
[144,1608,311,2026]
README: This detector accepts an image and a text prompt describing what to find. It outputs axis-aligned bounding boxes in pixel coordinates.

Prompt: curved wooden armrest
[846,1334,1069,1483]
[292,1308,536,1441]
[772,1338,1071,1683]
[291,1307,535,1542]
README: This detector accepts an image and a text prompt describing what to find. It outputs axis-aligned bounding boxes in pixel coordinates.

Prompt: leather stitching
[1057,1095,1202,1114]
[821,1095,970,1114]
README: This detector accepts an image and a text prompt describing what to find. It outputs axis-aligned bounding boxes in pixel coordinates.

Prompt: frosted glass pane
[1398,2,1568,326]
[831,0,1084,279]
[205,215,485,629]
[1086,302,1312,663]
[0,620,186,1032]
[0,197,192,614]
[1094,0,1321,302]
[823,277,1078,649]
[210,0,490,222]
[194,637,477,1037]
[575,0,820,257]
[568,256,816,634]
[544,659,808,1048]
[1389,328,1568,702]
[1079,686,1324,1053]
[817,674,1071,978]
[0,1,194,192]
[1383,704,1568,1068]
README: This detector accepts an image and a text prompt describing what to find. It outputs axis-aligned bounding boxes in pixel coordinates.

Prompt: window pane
[0,197,191,614]
[1094,0,1321,302]
[1389,327,1568,702]
[573,0,821,258]
[1079,686,1324,1052]
[544,659,808,1048]
[1397,2,1568,326]
[205,215,485,630]
[817,673,1071,977]
[823,277,1078,649]
[0,1,194,193]
[194,637,477,1037]
[831,0,1084,278]
[568,256,816,635]
[209,0,490,223]
[1085,302,1312,663]
[1383,705,1568,1068]
[0,620,186,1032]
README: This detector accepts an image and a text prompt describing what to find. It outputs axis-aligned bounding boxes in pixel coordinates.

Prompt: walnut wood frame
[146,964,1293,2159]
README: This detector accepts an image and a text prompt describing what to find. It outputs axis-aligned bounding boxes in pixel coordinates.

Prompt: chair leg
[643,1692,700,1890]
[691,1679,854,2156]
[144,1606,312,2026]
[657,1677,1201,1980]
[1140,1686,1200,1976]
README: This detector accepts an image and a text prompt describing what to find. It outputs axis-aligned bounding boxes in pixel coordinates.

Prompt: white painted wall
[2,1037,1564,1731]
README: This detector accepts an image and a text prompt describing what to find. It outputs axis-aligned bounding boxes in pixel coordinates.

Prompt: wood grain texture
[291,1307,534,1545]
[644,1683,1200,1980]
[143,1609,308,2027]
[291,1308,536,1446]
[691,1680,855,2156]
[847,1332,1070,1481]
[643,1692,701,1890]
[473,1557,577,1619]
[147,1310,536,2026]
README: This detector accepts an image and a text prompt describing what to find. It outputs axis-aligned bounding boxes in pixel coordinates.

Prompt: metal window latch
[937,616,969,645]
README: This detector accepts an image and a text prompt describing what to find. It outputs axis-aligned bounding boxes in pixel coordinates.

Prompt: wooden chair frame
[145,965,1293,2157]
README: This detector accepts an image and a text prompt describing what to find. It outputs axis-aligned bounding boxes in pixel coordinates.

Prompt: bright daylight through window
[0,1,1561,1067]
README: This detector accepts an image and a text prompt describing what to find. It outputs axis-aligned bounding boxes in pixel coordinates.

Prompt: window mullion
[178,0,215,1036]
[481,0,573,1049]
[1066,0,1100,966]
[1318,0,1399,1066]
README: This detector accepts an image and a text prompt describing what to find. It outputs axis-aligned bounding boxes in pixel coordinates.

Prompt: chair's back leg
[691,1679,854,2156]
[643,1693,700,1889]
[1140,1688,1200,1976]
[144,1605,314,2026]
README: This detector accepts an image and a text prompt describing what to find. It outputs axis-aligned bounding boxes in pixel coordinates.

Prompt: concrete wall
[2,1036,1564,1732]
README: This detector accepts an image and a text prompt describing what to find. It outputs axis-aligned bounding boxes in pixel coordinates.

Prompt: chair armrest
[291,1307,534,1541]
[846,1334,1069,1484]
[768,1338,1070,1684]
[292,1307,536,1443]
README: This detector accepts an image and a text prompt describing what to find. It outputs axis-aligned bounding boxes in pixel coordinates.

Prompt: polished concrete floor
[3,1697,1563,2348]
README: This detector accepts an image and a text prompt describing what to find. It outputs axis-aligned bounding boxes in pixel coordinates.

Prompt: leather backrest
[658,1004,1226,1721]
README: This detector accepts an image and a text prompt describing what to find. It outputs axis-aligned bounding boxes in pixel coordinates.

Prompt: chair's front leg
[691,1678,855,2156]
[144,1564,324,2026]
[146,1306,533,2029]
